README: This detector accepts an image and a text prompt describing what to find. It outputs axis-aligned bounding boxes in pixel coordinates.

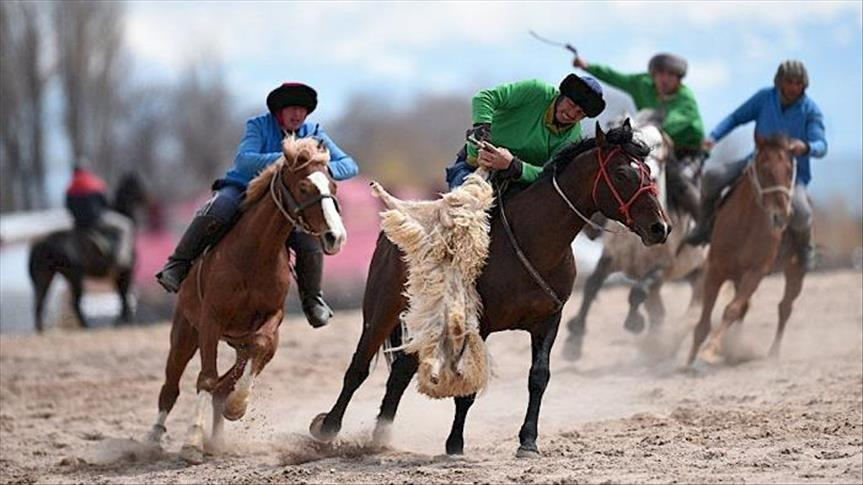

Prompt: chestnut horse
[310,121,670,457]
[687,135,803,365]
[147,137,346,463]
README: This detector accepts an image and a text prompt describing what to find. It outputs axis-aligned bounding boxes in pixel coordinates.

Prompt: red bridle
[591,146,658,226]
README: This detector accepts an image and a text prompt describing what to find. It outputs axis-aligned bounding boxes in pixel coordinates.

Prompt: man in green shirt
[573,53,705,218]
[445,74,606,189]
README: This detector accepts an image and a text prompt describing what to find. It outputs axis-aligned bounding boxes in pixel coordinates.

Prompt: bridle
[552,145,658,232]
[269,159,340,236]
[747,152,796,212]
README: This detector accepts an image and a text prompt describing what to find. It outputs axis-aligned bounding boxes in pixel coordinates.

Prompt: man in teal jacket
[445,74,606,189]
[685,60,827,270]
[574,53,705,218]
[156,82,358,328]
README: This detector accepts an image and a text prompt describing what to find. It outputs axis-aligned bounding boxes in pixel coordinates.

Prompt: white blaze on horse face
[308,171,347,250]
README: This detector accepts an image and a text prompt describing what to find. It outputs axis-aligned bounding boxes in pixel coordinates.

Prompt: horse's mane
[241,137,330,210]
[541,124,650,179]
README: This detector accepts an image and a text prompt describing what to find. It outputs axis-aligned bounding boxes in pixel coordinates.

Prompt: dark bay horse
[146,137,346,464]
[687,135,803,365]
[309,121,670,457]
[28,173,148,331]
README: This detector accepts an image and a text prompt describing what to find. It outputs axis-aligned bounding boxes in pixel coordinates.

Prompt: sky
[63,1,863,209]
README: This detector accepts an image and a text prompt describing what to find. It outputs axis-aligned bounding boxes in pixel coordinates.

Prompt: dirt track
[1,270,861,484]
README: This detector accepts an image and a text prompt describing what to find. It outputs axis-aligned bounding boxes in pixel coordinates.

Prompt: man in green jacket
[574,53,705,218]
[445,74,606,189]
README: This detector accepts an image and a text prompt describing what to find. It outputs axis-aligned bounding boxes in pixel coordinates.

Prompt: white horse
[563,110,707,361]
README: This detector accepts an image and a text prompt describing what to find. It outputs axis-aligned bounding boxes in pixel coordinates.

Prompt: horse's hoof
[180,444,205,465]
[515,445,541,459]
[223,394,249,421]
[372,420,392,447]
[445,437,464,456]
[624,312,646,334]
[309,412,337,442]
[561,336,583,362]
[147,424,166,444]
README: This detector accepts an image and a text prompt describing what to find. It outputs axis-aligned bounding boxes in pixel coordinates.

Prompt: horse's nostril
[650,222,666,237]
[324,232,337,248]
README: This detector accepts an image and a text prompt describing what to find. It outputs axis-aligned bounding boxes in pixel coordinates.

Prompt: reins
[747,153,796,212]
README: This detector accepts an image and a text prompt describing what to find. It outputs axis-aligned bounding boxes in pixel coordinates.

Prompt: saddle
[70,225,121,268]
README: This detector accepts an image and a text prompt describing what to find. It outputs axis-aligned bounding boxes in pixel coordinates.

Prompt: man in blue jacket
[686,60,827,269]
[156,82,358,328]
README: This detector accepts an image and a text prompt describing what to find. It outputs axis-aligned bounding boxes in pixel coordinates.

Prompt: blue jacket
[224,113,359,187]
[710,87,827,185]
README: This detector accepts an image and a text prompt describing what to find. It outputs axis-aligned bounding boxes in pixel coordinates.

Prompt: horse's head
[752,135,796,230]
[279,136,347,255]
[112,171,150,222]
[592,120,671,245]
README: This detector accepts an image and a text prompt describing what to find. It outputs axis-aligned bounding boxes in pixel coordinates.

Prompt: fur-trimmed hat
[266,82,318,114]
[559,74,606,118]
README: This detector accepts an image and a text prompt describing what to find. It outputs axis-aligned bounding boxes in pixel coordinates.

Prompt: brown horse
[146,137,346,463]
[687,135,804,365]
[309,121,670,457]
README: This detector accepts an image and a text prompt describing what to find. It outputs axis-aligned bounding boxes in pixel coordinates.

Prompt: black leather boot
[683,192,718,247]
[293,239,333,328]
[155,214,225,293]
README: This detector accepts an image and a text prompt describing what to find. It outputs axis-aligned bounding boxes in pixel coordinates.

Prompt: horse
[563,114,707,361]
[28,172,148,332]
[309,121,670,457]
[146,136,347,464]
[687,135,804,365]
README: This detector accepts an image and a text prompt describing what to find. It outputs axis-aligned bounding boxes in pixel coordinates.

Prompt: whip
[528,30,578,57]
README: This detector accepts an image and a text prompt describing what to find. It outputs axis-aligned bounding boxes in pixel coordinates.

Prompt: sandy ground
[1,270,861,484]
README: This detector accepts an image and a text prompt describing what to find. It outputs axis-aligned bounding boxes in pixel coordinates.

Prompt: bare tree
[0,1,49,212]
[53,0,126,181]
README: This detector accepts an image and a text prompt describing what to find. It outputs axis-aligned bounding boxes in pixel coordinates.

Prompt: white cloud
[686,59,732,92]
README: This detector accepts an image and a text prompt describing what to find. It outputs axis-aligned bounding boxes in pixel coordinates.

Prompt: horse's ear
[623,118,632,132]
[595,121,607,147]
[754,134,766,149]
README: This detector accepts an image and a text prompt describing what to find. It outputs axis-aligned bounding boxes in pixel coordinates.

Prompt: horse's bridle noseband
[269,163,340,236]
[747,153,796,212]
[552,145,658,231]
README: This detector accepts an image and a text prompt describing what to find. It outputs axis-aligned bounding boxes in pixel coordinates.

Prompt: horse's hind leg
[563,254,612,361]
[373,346,419,446]
[149,312,198,443]
[517,311,562,458]
[444,393,477,455]
[645,285,666,329]
[66,273,89,329]
[769,258,805,358]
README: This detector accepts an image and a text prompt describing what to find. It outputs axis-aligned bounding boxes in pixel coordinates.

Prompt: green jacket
[585,64,705,151]
[468,79,583,184]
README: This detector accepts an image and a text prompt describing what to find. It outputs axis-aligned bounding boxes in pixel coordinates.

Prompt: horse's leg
[445,393,477,455]
[222,311,281,423]
[563,254,612,361]
[181,320,220,464]
[686,267,724,366]
[372,349,419,446]
[67,273,89,329]
[700,272,761,364]
[115,268,134,324]
[149,312,198,443]
[30,265,53,333]
[625,266,664,334]
[516,312,561,458]
[769,257,805,358]
[645,285,666,329]
[311,241,406,443]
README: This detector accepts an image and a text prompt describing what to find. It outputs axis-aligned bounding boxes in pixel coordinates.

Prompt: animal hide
[370,172,494,398]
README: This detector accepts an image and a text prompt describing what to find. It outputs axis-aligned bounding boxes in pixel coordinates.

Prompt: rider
[685,60,827,270]
[155,82,358,328]
[444,74,606,189]
[65,163,135,269]
[573,53,705,219]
